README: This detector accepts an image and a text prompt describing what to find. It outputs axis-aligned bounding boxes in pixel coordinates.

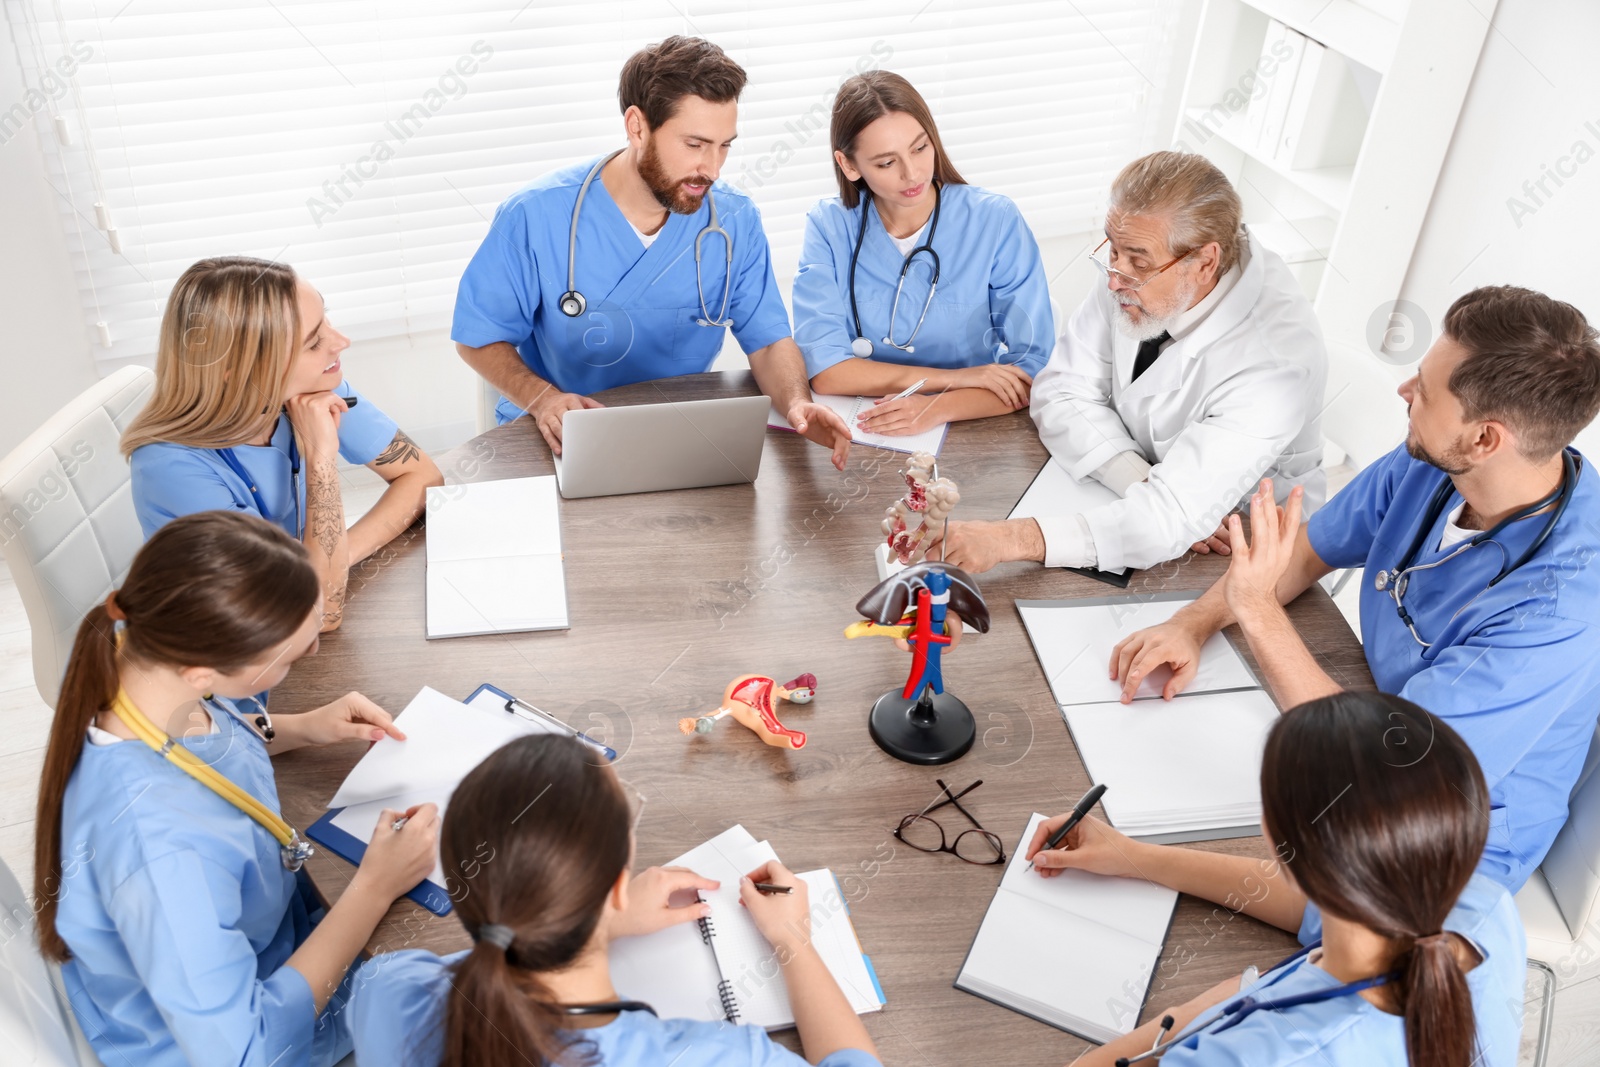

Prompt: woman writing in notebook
[34,511,440,1067]
[123,256,444,630]
[1027,692,1523,1067]
[347,733,883,1067]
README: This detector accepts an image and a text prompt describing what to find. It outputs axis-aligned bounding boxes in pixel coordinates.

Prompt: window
[6,0,1187,374]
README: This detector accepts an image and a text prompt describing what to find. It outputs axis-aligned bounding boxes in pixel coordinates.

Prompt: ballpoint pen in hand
[1027,783,1108,871]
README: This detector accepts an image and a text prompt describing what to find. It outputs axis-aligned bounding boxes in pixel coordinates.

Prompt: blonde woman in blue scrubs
[792,72,1055,436]
[34,511,439,1067]
[123,256,444,630]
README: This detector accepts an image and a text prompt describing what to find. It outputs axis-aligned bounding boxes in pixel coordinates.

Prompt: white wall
[0,39,97,457]
[1399,0,1600,458]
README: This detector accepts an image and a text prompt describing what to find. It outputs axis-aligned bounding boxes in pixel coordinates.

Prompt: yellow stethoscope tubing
[109,688,300,852]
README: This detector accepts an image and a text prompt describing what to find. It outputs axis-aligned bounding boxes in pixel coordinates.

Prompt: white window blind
[6,0,1187,374]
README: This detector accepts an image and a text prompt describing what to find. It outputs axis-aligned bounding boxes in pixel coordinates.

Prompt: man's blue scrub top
[452,155,794,423]
[1308,443,1600,890]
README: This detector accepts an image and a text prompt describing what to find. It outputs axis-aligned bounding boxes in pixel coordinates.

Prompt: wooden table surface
[272,371,1375,1066]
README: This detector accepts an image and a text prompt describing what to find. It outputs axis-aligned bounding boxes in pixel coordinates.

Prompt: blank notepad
[956,813,1177,1044]
[424,476,569,639]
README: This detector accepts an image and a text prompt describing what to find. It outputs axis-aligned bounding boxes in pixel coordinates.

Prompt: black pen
[753,882,792,895]
[1027,783,1108,871]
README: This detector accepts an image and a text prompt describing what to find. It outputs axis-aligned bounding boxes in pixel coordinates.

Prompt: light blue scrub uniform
[791,183,1055,380]
[452,155,796,423]
[128,380,398,540]
[1161,874,1524,1066]
[55,698,360,1067]
[347,949,882,1067]
[1307,443,1600,891]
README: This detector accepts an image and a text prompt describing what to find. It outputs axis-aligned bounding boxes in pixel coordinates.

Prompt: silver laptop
[553,394,771,498]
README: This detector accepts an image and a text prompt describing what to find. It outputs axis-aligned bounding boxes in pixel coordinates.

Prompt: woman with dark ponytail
[347,734,883,1067]
[35,511,440,1067]
[1024,692,1524,1066]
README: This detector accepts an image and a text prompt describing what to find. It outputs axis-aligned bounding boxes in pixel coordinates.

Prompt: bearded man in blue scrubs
[453,36,851,469]
[1110,285,1600,892]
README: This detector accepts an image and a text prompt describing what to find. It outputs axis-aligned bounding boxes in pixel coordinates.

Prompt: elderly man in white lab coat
[932,150,1326,574]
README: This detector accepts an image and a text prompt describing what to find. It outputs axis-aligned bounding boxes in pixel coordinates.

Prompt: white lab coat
[1030,232,1327,572]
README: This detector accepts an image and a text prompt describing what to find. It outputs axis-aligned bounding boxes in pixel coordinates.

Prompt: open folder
[424,475,569,639]
[1018,594,1277,843]
[956,813,1177,1044]
[608,825,885,1030]
[307,684,609,914]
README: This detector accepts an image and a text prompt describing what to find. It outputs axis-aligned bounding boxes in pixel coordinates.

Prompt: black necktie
[1132,330,1171,382]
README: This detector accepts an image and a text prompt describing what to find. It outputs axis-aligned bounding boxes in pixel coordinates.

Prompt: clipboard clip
[503,696,618,761]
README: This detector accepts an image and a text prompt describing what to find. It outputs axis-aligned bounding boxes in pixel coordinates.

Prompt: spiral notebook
[608,825,885,1030]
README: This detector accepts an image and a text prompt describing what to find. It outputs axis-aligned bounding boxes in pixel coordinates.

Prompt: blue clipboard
[305,682,614,916]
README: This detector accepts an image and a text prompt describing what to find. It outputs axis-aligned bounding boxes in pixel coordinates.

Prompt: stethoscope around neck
[1113,942,1398,1065]
[1375,448,1579,648]
[218,418,302,539]
[848,181,942,357]
[558,148,734,329]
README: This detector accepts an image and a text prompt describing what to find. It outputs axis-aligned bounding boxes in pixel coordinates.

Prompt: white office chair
[0,366,153,708]
[1516,719,1600,1067]
[0,854,103,1066]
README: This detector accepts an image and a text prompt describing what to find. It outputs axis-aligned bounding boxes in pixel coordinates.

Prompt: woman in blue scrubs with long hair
[124,256,444,631]
[347,734,882,1067]
[1029,692,1524,1066]
[35,511,439,1067]
[792,72,1055,437]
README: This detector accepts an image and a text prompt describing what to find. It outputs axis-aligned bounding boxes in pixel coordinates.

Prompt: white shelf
[1249,216,1337,264]
[1182,107,1354,213]
[1238,0,1401,73]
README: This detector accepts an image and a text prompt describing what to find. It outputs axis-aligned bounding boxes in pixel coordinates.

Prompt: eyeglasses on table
[892,778,1006,865]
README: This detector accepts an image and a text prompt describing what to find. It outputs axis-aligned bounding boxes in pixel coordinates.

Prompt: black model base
[868,688,975,765]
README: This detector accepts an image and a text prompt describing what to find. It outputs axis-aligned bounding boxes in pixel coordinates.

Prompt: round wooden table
[273,371,1375,1066]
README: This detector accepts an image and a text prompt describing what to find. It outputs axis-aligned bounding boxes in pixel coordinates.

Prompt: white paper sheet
[768,391,947,456]
[327,686,557,808]
[1018,596,1258,705]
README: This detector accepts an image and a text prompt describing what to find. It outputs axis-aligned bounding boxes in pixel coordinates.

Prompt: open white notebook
[1018,594,1275,843]
[768,390,947,456]
[424,476,569,639]
[609,825,885,1030]
[956,813,1177,1044]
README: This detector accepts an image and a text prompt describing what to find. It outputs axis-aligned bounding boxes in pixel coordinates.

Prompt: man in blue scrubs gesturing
[454,36,851,468]
[1111,286,1600,892]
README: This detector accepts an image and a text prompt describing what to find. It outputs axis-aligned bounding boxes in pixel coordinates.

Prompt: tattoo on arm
[306,459,345,561]
[373,429,422,467]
